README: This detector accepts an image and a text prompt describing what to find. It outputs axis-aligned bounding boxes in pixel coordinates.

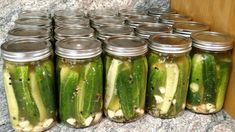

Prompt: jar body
[104,54,148,122]
[3,56,56,131]
[187,48,232,114]
[57,56,103,128]
[146,51,191,118]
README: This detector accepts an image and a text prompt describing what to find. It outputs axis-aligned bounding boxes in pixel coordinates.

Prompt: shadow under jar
[55,38,103,128]
[1,40,56,132]
[187,31,234,114]
[104,36,148,122]
[146,34,192,118]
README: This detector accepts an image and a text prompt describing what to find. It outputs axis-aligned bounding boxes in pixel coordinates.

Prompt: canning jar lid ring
[159,14,191,25]
[191,31,234,51]
[55,38,102,59]
[136,23,173,36]
[96,25,133,40]
[90,16,124,27]
[15,18,52,27]
[104,35,148,57]
[88,9,117,18]
[55,18,90,27]
[147,8,177,15]
[1,39,51,62]
[118,9,146,16]
[126,15,157,25]
[173,21,210,35]
[8,27,51,39]
[19,10,50,19]
[149,33,192,53]
[54,27,94,40]
[54,10,85,19]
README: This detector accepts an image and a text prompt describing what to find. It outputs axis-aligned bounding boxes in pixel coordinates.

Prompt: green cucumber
[216,61,230,110]
[203,53,217,104]
[116,61,135,119]
[10,66,40,125]
[3,68,19,127]
[35,61,56,117]
[187,54,204,106]
[59,67,79,120]
[105,59,122,110]
[160,63,179,114]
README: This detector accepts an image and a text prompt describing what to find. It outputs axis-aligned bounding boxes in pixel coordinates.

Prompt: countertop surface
[0,0,235,131]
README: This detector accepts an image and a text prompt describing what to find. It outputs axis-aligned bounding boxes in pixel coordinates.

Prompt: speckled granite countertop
[0,0,235,131]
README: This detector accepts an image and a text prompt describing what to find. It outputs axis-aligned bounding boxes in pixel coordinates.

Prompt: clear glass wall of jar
[104,36,148,122]
[187,31,234,114]
[1,39,56,131]
[55,38,103,128]
[146,34,192,118]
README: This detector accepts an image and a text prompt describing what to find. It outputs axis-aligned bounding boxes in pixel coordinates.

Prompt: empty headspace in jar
[159,13,191,26]
[191,31,234,51]
[149,33,192,54]
[135,23,173,39]
[90,16,125,28]
[14,18,52,28]
[54,18,90,28]
[147,8,177,17]
[54,27,94,40]
[104,35,148,57]
[8,27,51,40]
[55,38,102,59]
[173,21,210,37]
[54,10,85,20]
[1,39,51,62]
[96,25,134,40]
[18,10,51,19]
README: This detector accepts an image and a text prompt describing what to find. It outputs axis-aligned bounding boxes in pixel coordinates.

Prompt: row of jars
[2,9,234,131]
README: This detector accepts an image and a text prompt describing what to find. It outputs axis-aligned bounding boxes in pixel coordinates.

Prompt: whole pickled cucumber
[187,54,204,106]
[59,67,79,120]
[10,66,40,125]
[203,54,217,104]
[132,57,147,109]
[216,61,230,110]
[35,60,56,117]
[160,63,179,114]
[116,61,135,119]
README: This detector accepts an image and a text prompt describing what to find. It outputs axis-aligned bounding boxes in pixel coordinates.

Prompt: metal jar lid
[55,38,102,59]
[88,9,117,18]
[191,31,234,51]
[96,25,134,40]
[8,28,50,40]
[147,8,177,18]
[173,21,209,36]
[1,39,51,62]
[90,16,124,28]
[15,18,52,28]
[54,10,85,20]
[126,15,157,28]
[54,27,94,40]
[149,33,192,53]
[159,14,191,25]
[118,9,146,17]
[104,35,148,57]
[136,23,173,39]
[55,18,90,28]
[18,10,50,19]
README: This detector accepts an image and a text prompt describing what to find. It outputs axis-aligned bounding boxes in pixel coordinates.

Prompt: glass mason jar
[187,31,234,114]
[104,36,148,122]
[54,27,94,41]
[96,25,134,42]
[88,9,117,18]
[173,21,210,37]
[135,23,173,39]
[1,40,56,131]
[55,38,103,128]
[54,10,85,21]
[118,9,146,18]
[18,10,51,19]
[54,18,90,28]
[125,15,157,28]
[90,16,124,29]
[14,18,52,29]
[147,8,177,19]
[146,33,192,118]
[159,14,191,26]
